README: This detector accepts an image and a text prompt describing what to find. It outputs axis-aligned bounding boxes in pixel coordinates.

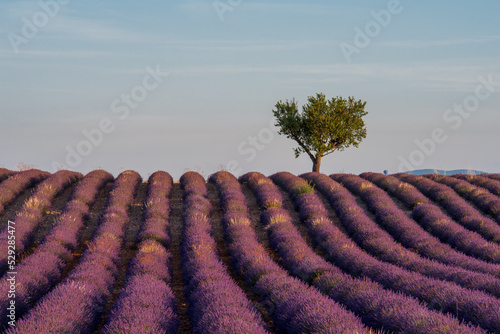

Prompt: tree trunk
[312,155,322,173]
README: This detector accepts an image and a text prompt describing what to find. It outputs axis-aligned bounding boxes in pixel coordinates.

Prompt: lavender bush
[455,174,500,196]
[0,168,15,181]
[427,174,500,225]
[362,172,500,277]
[241,171,482,333]
[271,172,500,332]
[397,174,500,244]
[0,170,113,330]
[0,169,49,215]
[487,174,500,182]
[6,171,141,333]
[103,171,178,334]
[328,173,500,298]
[0,170,81,273]
[210,171,370,334]
[179,171,270,334]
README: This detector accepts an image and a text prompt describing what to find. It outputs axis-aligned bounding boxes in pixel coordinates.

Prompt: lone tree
[273,93,367,173]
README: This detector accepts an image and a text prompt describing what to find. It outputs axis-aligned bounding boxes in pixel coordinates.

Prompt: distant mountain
[404,169,489,176]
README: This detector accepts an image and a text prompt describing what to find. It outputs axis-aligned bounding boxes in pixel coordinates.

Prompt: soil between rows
[168,182,193,333]
[274,183,334,261]
[208,182,276,333]
[4,172,497,333]
[92,181,149,333]
[59,182,112,281]
[19,183,78,262]
[0,186,37,231]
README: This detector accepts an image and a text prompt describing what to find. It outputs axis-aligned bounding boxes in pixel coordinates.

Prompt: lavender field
[1,167,500,333]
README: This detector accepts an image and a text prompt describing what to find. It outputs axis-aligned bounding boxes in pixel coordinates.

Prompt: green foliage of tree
[273,93,368,172]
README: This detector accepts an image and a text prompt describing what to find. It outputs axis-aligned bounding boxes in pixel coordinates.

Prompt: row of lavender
[1,169,499,333]
[396,174,500,246]
[363,173,500,270]
[179,172,269,333]
[0,170,81,274]
[427,174,500,224]
[330,173,500,296]
[364,173,500,263]
[209,171,371,333]
[273,172,500,332]
[459,174,500,196]
[103,171,178,333]
[487,174,500,182]
[6,171,141,333]
[241,172,479,333]
[0,169,48,218]
[0,170,113,330]
[0,169,15,181]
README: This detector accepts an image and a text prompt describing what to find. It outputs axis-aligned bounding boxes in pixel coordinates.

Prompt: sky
[1,0,499,180]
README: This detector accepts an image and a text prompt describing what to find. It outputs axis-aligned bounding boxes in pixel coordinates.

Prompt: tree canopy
[273,93,367,172]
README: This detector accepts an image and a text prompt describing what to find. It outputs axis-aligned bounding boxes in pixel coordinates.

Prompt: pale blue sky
[1,0,499,179]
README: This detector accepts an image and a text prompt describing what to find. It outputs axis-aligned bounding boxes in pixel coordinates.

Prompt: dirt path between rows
[168,182,193,333]
[19,183,78,262]
[0,186,37,231]
[208,182,276,333]
[22,181,112,311]
[59,182,112,281]
[92,182,148,332]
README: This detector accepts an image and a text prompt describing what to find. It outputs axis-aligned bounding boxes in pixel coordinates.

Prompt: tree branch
[292,134,315,162]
